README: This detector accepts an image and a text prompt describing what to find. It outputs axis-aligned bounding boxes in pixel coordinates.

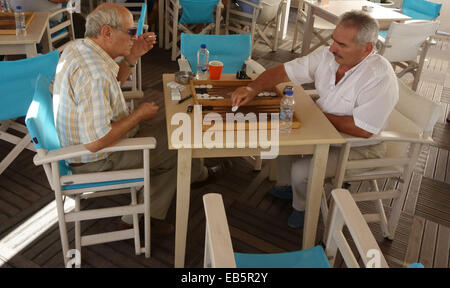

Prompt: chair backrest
[137,2,147,36]
[25,74,71,176]
[180,33,252,74]
[203,190,389,268]
[112,0,148,26]
[401,0,442,21]
[179,0,219,24]
[385,79,441,157]
[381,21,439,63]
[0,51,60,121]
[238,0,281,23]
[47,7,75,53]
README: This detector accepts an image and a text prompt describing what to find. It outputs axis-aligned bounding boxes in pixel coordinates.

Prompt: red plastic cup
[209,60,223,80]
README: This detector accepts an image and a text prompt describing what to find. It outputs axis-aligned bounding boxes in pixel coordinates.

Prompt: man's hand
[128,32,157,62]
[136,102,159,122]
[231,86,257,107]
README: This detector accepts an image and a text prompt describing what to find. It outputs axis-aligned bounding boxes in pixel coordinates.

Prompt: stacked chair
[225,0,286,52]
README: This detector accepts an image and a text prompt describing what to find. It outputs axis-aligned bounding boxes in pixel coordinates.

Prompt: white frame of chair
[291,0,335,54]
[378,20,439,91]
[321,79,442,241]
[0,120,36,175]
[46,7,76,53]
[203,189,389,268]
[224,0,286,52]
[32,137,155,266]
[164,0,223,61]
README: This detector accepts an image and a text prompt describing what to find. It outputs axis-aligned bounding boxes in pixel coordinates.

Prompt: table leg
[301,4,315,56]
[302,144,329,250]
[174,148,192,268]
[24,44,38,58]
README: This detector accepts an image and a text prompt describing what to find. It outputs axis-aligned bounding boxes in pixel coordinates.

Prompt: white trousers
[275,143,387,211]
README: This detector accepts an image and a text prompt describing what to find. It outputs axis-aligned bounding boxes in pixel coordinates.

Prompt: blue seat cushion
[234,245,331,268]
[62,178,144,190]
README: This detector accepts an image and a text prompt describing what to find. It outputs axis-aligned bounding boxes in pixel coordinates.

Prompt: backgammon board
[189,79,301,131]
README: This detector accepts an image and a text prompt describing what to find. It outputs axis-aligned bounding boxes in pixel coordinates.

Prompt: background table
[0,12,50,58]
[163,73,345,267]
[301,0,412,56]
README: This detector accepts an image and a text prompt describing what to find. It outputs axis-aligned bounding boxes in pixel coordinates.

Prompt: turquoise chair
[203,189,391,268]
[0,51,59,176]
[178,33,265,75]
[379,0,442,39]
[25,74,156,267]
[164,0,223,61]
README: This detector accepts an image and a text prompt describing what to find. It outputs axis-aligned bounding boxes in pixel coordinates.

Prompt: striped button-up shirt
[53,38,129,163]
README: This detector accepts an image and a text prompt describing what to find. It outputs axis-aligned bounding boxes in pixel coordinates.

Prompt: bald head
[85,3,132,38]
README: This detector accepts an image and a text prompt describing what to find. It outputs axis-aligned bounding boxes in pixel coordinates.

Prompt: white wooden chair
[225,0,286,52]
[0,51,59,176]
[378,20,439,91]
[203,189,389,268]
[164,0,223,61]
[25,74,155,266]
[291,0,335,54]
[46,7,76,53]
[322,79,442,241]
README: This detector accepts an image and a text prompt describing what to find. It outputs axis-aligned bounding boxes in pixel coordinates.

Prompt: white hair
[338,10,379,45]
[85,5,123,38]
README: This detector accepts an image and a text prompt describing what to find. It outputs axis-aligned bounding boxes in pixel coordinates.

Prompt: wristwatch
[123,58,136,68]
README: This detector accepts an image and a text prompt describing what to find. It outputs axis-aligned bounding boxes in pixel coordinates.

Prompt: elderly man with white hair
[53,3,211,234]
[231,11,399,229]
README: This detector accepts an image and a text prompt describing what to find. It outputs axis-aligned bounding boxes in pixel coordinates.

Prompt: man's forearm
[247,64,291,93]
[84,110,141,153]
[324,113,373,138]
[117,56,138,87]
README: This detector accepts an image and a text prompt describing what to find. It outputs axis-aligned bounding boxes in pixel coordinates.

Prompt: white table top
[0,12,49,45]
[305,0,411,22]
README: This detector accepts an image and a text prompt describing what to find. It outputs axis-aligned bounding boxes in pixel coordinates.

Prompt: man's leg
[268,155,298,199]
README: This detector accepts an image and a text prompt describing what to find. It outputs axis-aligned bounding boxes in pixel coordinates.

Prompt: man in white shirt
[231,11,399,228]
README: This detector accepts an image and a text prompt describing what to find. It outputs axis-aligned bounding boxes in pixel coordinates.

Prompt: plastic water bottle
[15,6,26,37]
[196,44,209,80]
[279,87,296,133]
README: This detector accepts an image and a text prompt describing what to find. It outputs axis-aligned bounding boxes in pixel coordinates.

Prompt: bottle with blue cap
[279,86,296,132]
[15,5,26,36]
[196,44,209,80]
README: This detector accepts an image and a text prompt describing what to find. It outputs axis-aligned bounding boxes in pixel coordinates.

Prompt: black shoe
[191,160,233,189]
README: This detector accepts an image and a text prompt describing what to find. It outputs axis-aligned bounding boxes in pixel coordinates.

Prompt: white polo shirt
[284,46,398,134]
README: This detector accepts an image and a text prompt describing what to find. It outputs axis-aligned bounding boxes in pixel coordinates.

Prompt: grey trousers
[275,142,387,211]
[70,121,206,220]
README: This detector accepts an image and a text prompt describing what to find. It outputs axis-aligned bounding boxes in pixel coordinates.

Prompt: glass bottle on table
[279,87,296,133]
[15,5,26,37]
[196,44,209,80]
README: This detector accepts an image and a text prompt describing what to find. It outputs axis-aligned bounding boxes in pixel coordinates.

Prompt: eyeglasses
[115,27,137,37]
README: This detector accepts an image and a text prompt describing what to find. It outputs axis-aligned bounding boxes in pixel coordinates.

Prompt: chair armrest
[203,193,236,268]
[245,59,265,74]
[329,189,389,268]
[178,56,192,72]
[341,131,433,146]
[33,137,157,165]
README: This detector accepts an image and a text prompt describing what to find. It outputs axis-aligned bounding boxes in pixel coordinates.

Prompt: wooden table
[301,0,412,56]
[0,12,49,58]
[163,73,345,267]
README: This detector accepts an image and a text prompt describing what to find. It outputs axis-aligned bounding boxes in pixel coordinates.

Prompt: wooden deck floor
[0,19,449,268]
